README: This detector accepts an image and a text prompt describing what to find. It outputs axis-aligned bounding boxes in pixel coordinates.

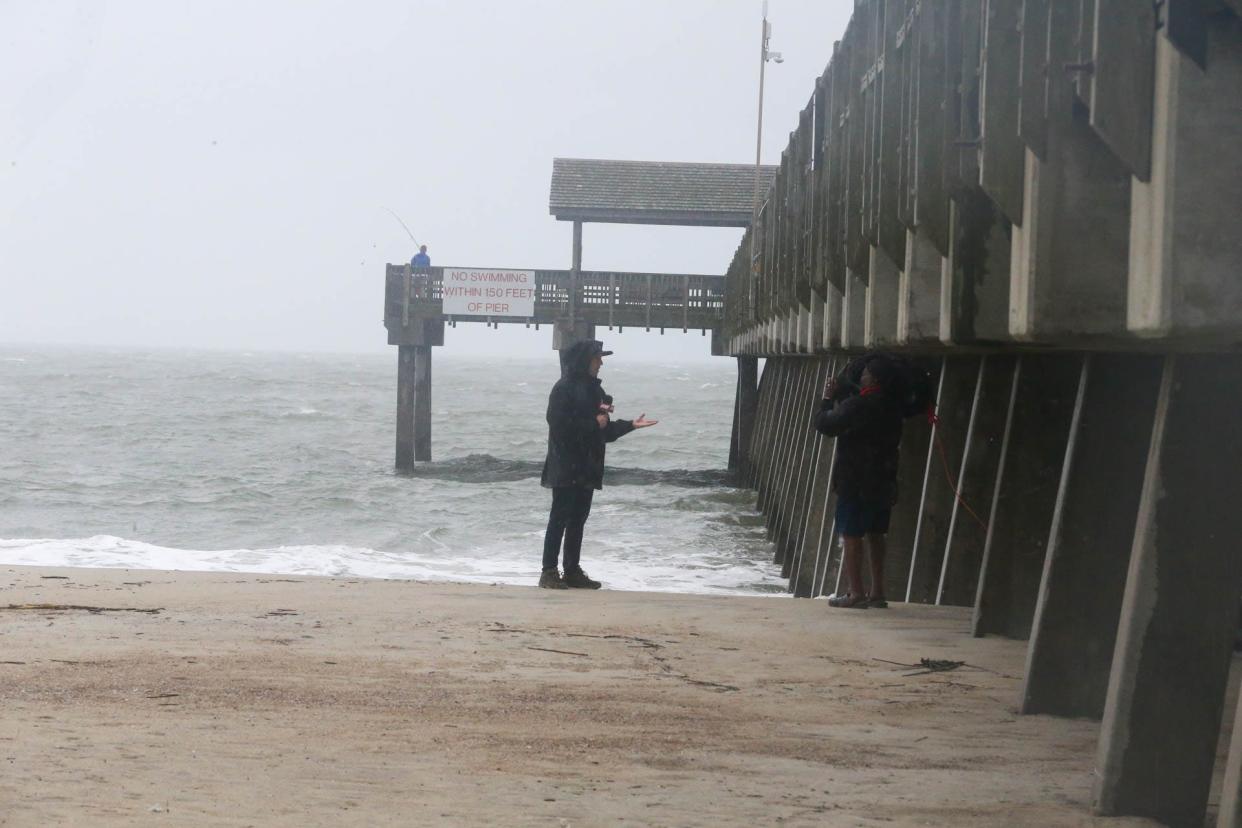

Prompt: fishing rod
[383,206,421,248]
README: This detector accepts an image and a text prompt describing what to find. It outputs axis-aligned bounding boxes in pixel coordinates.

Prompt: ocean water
[0,346,786,595]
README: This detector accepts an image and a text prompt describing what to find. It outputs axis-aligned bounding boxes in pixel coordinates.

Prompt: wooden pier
[383,158,774,468]
[383,265,727,467]
[718,4,1242,826]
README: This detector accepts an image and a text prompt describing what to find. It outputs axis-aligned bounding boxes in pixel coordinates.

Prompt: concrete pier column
[842,269,868,349]
[745,360,775,489]
[1009,121,1131,341]
[823,280,843,349]
[791,357,838,597]
[393,318,443,469]
[808,292,825,353]
[809,438,842,597]
[880,358,939,601]
[729,356,760,475]
[757,359,796,514]
[1128,20,1242,341]
[748,359,779,489]
[772,360,810,554]
[971,354,1082,638]
[905,356,980,604]
[941,194,1012,345]
[935,355,1016,607]
[753,359,784,504]
[780,360,831,580]
[1093,355,1242,827]
[1021,354,1162,719]
[412,346,432,462]
[865,246,901,348]
[899,228,942,345]
[771,362,816,566]
[1219,688,1242,828]
[396,345,417,470]
[768,360,805,555]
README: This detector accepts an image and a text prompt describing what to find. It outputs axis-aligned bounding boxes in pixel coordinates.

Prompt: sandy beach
[0,566,1157,827]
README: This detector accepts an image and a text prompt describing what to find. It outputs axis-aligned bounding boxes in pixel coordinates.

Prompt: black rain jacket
[814,389,904,504]
[541,341,635,490]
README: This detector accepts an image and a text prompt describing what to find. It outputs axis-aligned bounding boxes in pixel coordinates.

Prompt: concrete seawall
[722,5,1242,826]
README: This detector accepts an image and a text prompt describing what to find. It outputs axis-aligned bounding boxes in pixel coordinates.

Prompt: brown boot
[539,569,568,589]
[563,569,601,590]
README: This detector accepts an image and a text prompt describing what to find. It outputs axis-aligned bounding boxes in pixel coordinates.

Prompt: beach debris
[485,623,528,634]
[873,657,969,676]
[40,575,69,580]
[527,646,589,658]
[679,677,740,692]
[2,603,162,614]
[262,608,299,617]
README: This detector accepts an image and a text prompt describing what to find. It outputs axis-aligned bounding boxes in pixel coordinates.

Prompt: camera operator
[814,353,915,609]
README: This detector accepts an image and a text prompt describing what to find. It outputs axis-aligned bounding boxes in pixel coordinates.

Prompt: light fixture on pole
[749,1,781,311]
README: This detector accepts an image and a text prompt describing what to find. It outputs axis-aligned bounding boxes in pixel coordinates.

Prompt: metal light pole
[749,1,782,315]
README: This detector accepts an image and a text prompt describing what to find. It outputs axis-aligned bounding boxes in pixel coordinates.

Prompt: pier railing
[384,264,726,332]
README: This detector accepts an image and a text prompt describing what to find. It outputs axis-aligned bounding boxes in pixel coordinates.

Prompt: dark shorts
[835,495,892,538]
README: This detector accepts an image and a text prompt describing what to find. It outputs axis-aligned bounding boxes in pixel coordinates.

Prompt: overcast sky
[2,1,850,360]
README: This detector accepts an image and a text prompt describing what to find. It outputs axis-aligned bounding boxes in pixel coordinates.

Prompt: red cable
[927,406,989,531]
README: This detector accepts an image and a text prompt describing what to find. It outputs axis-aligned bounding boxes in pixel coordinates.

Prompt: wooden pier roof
[549,158,778,227]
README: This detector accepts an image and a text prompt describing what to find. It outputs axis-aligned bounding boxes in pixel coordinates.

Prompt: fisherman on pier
[410,245,431,267]
[539,339,658,589]
[815,353,930,609]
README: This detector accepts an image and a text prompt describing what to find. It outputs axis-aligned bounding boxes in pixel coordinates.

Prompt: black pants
[542,486,595,572]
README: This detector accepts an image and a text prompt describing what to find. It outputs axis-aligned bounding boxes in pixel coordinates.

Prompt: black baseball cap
[589,340,614,357]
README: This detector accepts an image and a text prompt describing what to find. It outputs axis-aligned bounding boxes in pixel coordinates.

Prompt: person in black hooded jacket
[814,353,929,609]
[540,339,657,589]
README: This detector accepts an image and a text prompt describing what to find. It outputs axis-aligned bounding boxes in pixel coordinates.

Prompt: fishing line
[383,206,421,248]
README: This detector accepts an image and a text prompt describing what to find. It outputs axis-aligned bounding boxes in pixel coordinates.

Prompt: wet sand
[0,566,1156,826]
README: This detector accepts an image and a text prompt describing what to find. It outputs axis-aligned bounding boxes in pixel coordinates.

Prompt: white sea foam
[0,535,786,596]
[1,348,787,597]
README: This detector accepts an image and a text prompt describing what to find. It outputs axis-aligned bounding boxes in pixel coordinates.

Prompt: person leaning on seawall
[539,340,658,590]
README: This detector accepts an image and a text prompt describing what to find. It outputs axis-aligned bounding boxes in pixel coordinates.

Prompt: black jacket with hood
[814,390,904,504]
[541,340,635,490]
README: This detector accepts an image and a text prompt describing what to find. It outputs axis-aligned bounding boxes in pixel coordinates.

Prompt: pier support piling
[935,354,1015,607]
[396,345,416,470]
[1093,355,1242,827]
[905,356,980,604]
[1021,354,1162,720]
[881,358,938,601]
[392,318,443,469]
[730,356,759,474]
[971,355,1081,638]
[898,228,942,345]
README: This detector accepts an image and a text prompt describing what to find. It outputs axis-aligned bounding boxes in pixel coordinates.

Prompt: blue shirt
[411,252,431,267]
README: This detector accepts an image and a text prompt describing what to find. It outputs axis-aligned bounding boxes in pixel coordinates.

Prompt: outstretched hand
[633,413,659,429]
